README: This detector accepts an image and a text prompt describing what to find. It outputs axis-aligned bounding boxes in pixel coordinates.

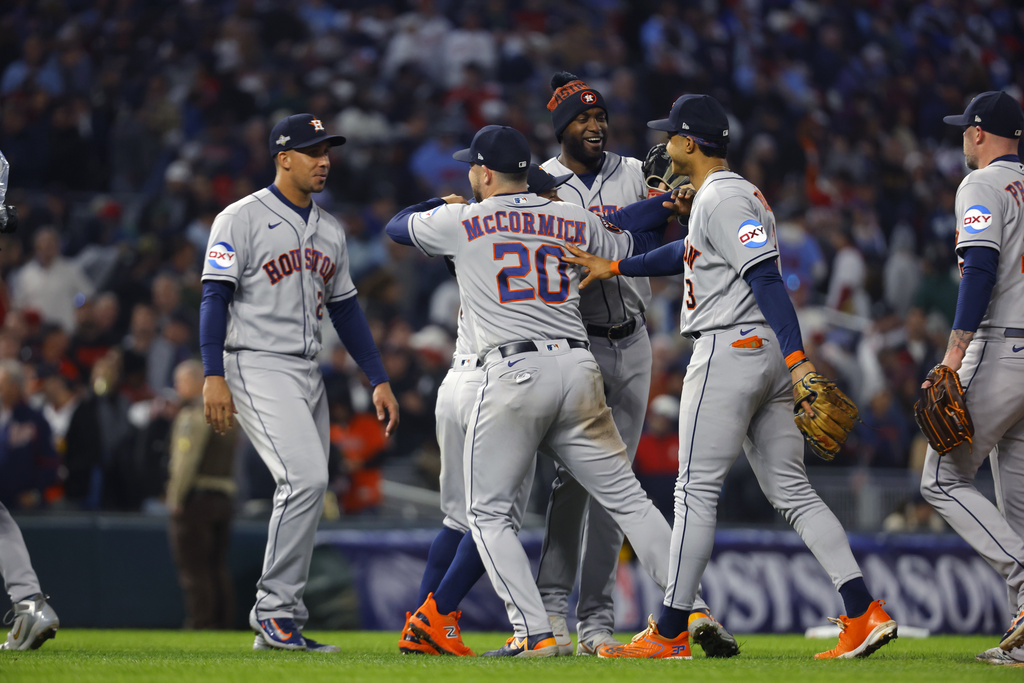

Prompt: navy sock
[418,526,464,604]
[431,533,486,615]
[657,605,690,639]
[838,577,873,618]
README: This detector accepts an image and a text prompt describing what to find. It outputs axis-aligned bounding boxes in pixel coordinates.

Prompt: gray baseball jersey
[538,151,699,643]
[541,152,651,324]
[662,171,866,613]
[920,157,1024,621]
[202,187,356,627]
[405,191,674,639]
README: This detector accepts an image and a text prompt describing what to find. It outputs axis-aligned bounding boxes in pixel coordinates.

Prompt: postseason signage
[317,529,1008,635]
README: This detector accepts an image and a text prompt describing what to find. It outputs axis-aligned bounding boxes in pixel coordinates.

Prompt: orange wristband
[785,350,806,370]
[610,260,621,276]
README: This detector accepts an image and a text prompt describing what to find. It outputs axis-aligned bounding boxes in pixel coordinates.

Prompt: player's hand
[441,194,468,205]
[561,243,617,289]
[372,381,400,437]
[203,375,237,435]
[663,183,695,215]
[790,361,817,418]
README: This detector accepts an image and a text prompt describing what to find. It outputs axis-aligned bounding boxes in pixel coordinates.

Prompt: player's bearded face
[469,165,483,202]
[963,127,978,170]
[562,109,607,164]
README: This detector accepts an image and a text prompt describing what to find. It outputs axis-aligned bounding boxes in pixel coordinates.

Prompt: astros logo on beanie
[547,71,607,141]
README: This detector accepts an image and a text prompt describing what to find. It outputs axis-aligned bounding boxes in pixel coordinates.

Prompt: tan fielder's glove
[914,364,974,455]
[793,372,859,461]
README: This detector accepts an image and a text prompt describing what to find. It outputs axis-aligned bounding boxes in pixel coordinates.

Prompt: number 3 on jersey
[494,242,570,304]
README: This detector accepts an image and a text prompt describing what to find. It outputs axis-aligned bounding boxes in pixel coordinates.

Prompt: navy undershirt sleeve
[385,198,446,245]
[617,239,688,277]
[327,297,389,387]
[744,258,803,358]
[952,246,999,332]
[606,193,675,234]
[199,280,235,376]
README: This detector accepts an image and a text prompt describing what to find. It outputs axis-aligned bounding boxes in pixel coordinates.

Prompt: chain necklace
[701,165,729,185]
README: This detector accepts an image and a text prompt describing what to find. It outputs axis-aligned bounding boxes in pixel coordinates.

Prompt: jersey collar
[268,184,313,224]
[992,154,1021,164]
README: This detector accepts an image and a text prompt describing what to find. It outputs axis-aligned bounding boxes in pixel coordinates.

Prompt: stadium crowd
[0,0,1020,526]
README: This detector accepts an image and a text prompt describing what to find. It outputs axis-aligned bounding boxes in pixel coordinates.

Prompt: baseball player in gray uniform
[564,94,897,660]
[398,168,575,656]
[918,91,1024,666]
[400,166,695,657]
[201,113,398,652]
[538,72,736,657]
[387,125,687,657]
[0,502,58,650]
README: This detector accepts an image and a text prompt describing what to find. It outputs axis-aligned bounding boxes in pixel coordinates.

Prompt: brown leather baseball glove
[793,372,859,461]
[914,364,974,455]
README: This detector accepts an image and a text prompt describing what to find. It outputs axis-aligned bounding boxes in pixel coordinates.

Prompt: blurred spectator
[166,360,237,629]
[330,391,387,516]
[0,360,58,510]
[634,394,680,520]
[10,228,94,333]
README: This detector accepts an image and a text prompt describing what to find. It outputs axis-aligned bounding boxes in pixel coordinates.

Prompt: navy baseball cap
[943,91,1024,139]
[269,113,346,155]
[648,94,730,144]
[527,163,572,195]
[453,125,531,173]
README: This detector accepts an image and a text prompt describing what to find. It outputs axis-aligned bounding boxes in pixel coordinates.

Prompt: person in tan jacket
[166,359,237,629]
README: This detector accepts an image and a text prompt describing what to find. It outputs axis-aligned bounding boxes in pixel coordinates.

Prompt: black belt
[683,331,701,340]
[1007,328,1024,338]
[587,313,645,341]
[498,339,589,358]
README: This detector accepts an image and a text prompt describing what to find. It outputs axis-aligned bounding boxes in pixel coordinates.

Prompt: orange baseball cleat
[814,599,897,659]
[597,615,691,659]
[408,593,475,656]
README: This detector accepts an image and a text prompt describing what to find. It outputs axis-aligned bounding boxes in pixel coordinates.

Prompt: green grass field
[0,630,1017,682]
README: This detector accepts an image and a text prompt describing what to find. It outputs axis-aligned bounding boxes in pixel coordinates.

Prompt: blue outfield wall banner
[316,528,1010,635]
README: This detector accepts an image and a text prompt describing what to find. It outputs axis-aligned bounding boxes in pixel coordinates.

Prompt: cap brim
[549,172,572,189]
[452,148,474,164]
[277,133,347,154]
[647,117,676,132]
[942,113,969,127]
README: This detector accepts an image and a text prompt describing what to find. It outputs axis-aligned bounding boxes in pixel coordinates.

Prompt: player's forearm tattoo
[946,329,974,354]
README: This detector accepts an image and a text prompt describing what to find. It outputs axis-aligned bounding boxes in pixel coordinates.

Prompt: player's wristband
[785,350,807,371]
[610,260,621,276]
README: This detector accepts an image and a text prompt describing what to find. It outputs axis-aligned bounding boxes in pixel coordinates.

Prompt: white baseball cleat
[252,634,339,653]
[548,615,574,656]
[576,631,623,656]
[977,646,1024,666]
[1,594,59,651]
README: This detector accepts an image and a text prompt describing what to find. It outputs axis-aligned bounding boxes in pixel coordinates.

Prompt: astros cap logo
[582,91,596,105]
[309,118,325,132]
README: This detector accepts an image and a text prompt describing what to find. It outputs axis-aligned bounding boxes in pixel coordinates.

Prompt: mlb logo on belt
[546,343,560,350]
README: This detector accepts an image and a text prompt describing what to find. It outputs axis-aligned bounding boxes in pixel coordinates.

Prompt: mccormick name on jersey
[461,210,588,245]
[261,247,337,285]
